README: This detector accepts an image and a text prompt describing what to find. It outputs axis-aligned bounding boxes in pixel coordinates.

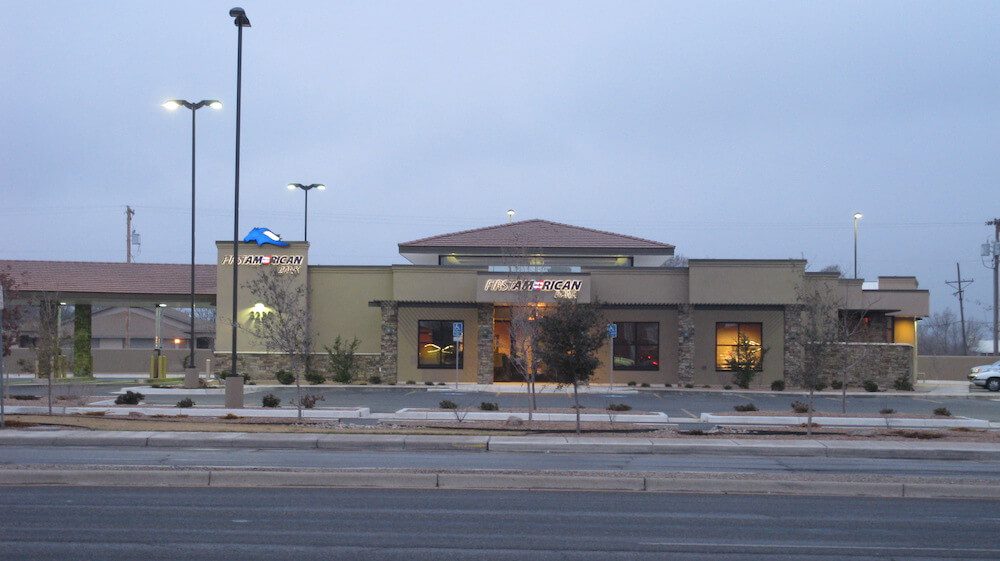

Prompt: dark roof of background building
[399,219,674,252]
[0,260,216,297]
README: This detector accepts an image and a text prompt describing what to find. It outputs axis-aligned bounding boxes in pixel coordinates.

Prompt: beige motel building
[216,219,929,388]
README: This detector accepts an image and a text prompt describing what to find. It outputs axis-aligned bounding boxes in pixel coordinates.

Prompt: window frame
[611,321,660,371]
[715,322,764,372]
[417,319,465,369]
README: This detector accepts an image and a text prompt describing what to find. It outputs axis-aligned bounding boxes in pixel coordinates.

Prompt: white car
[969,360,1000,391]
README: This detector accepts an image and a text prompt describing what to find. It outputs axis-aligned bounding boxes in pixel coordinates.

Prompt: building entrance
[492,305,554,382]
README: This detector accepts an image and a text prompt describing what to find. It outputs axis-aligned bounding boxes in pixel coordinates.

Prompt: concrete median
[438,472,645,491]
[208,470,437,489]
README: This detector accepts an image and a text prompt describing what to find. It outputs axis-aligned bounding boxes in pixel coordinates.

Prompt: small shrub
[83,411,107,416]
[684,383,694,389]
[275,370,294,385]
[387,381,396,385]
[880,408,895,415]
[664,383,672,388]
[304,370,326,385]
[862,380,879,393]
[115,391,144,405]
[217,371,252,382]
[16,358,34,373]
[176,398,194,408]
[261,394,280,408]
[640,382,650,388]
[425,381,434,386]
[830,380,843,390]
[437,382,446,386]
[723,384,732,390]
[220,413,240,420]
[734,403,758,412]
[770,380,785,392]
[933,407,951,417]
[812,381,828,391]
[11,395,40,401]
[406,380,416,385]
[626,381,637,387]
[439,400,458,409]
[892,376,914,391]
[791,400,812,414]
[479,401,499,411]
[300,394,325,409]
[369,375,382,385]
[702,385,710,389]
[607,403,632,412]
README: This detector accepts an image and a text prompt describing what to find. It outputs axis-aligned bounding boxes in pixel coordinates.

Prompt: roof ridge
[399,219,673,249]
[399,219,547,246]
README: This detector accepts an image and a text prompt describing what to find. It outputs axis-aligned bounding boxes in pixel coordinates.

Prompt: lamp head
[853,212,863,221]
[157,303,167,308]
[230,7,251,27]
[161,100,183,111]
[287,183,299,191]
[315,184,326,191]
[206,100,223,110]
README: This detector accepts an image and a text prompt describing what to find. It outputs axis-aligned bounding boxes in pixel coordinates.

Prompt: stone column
[476,304,494,384]
[379,302,399,384]
[783,304,805,386]
[677,305,694,384]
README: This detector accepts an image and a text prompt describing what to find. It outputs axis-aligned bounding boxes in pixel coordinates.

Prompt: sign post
[607,323,617,393]
[453,322,464,390]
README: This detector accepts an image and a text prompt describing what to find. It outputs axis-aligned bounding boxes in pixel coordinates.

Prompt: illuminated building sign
[243,227,289,247]
[477,275,590,303]
[483,279,583,293]
[221,254,304,274]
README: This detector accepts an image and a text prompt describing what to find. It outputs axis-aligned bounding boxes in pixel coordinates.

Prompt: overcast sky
[2,1,998,321]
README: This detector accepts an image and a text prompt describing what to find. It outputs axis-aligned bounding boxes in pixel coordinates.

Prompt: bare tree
[243,269,312,421]
[919,308,987,355]
[663,254,689,268]
[499,231,546,420]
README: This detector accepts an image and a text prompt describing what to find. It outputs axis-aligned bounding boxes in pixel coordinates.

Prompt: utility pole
[125,206,135,263]
[988,219,1000,355]
[946,263,973,355]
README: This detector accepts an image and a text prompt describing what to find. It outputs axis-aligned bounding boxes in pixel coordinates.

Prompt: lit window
[716,322,763,371]
[418,320,464,369]
[612,322,659,371]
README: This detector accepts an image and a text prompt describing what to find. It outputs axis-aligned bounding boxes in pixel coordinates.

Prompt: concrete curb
[0,468,997,499]
[4,430,1000,460]
[701,413,992,429]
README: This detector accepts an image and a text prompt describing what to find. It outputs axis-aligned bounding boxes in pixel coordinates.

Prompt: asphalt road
[0,487,995,560]
[9,384,1000,420]
[4,445,1000,478]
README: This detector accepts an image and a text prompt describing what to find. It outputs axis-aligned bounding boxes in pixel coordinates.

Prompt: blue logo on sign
[243,227,289,247]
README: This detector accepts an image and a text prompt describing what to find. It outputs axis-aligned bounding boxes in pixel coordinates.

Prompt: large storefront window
[716,322,763,371]
[418,320,464,368]
[612,321,659,370]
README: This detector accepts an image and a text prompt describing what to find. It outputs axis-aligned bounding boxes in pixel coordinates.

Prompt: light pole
[286,183,326,242]
[229,7,251,381]
[162,99,222,374]
[853,212,863,279]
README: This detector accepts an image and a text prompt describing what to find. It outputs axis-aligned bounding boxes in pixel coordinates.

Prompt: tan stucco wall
[591,270,688,304]
[396,305,479,383]
[593,307,679,385]
[309,268,392,354]
[215,241,309,353]
[391,267,478,303]
[689,261,804,305]
[917,355,990,381]
[691,307,785,386]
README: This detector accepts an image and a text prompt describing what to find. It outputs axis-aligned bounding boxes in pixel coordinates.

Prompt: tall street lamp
[853,212,863,279]
[162,99,222,377]
[229,7,251,381]
[286,183,326,242]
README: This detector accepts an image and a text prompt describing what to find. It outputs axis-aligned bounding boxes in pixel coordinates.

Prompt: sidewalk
[3,429,1000,460]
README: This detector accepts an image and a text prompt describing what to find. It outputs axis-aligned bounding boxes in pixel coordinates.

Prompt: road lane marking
[680,408,696,418]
